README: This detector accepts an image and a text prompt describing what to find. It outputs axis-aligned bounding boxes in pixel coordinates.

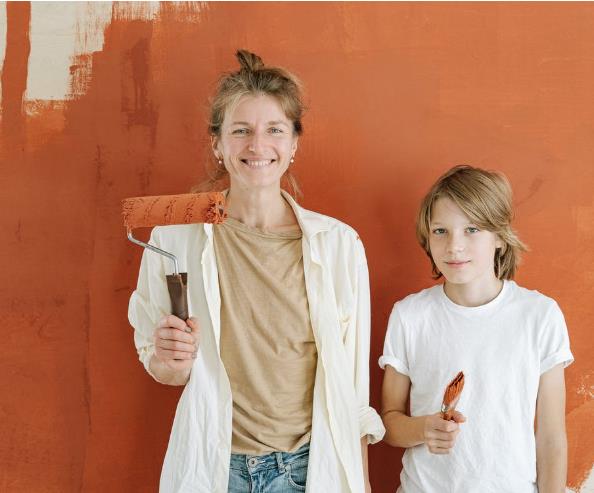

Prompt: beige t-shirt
[213,218,317,455]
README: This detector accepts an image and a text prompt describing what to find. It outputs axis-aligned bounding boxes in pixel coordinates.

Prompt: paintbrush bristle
[443,371,465,407]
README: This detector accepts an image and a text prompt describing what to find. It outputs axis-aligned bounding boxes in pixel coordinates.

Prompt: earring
[290,157,295,164]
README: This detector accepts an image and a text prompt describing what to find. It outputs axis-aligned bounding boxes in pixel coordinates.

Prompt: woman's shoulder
[296,204,361,241]
[151,223,208,247]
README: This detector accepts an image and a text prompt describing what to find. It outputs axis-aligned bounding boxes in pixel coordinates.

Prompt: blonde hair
[416,165,527,280]
[195,50,304,197]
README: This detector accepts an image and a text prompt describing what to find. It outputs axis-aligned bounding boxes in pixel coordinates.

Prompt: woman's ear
[211,135,220,159]
[291,137,299,156]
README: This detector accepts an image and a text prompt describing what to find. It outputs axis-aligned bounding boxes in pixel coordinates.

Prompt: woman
[129,50,384,493]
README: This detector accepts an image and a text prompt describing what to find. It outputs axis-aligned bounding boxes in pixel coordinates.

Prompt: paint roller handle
[166,273,189,321]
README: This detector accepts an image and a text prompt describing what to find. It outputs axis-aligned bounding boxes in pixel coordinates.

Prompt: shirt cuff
[540,350,574,375]
[359,405,385,444]
[138,345,160,382]
[378,355,409,376]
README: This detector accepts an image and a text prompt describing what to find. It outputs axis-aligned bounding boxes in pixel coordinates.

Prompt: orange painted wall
[1,2,592,491]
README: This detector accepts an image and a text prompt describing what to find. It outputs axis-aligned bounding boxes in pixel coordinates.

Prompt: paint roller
[122,192,226,321]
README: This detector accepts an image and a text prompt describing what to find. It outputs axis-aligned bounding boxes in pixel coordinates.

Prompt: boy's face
[429,197,503,289]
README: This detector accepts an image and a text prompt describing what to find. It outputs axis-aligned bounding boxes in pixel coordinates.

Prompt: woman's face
[213,94,298,192]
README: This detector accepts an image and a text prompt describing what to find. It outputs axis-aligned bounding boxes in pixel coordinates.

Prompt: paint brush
[123,192,226,321]
[440,371,465,421]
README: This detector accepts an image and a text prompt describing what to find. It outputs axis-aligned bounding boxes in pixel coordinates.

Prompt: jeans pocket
[285,460,307,491]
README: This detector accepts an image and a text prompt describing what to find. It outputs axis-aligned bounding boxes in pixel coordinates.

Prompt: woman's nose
[247,132,265,153]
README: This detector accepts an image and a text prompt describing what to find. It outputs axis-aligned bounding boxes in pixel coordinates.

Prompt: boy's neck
[444,278,504,307]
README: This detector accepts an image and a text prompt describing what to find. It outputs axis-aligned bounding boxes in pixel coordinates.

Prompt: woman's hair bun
[236,49,264,72]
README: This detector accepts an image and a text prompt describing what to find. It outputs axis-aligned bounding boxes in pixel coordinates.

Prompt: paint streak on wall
[0,2,7,100]
[0,2,593,492]
[1,2,29,145]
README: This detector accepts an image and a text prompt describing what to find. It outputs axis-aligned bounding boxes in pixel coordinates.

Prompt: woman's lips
[240,159,275,168]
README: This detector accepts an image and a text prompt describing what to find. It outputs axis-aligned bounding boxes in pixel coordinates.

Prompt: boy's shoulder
[506,281,560,312]
[393,284,443,314]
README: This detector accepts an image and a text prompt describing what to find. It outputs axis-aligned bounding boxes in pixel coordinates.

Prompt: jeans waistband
[229,442,310,473]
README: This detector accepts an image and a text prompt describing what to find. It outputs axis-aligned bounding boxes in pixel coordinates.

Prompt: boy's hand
[423,411,466,454]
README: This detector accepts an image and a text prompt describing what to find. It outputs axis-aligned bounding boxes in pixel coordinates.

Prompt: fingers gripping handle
[166,273,189,321]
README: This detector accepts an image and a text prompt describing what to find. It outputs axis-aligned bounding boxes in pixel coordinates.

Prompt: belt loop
[275,452,285,473]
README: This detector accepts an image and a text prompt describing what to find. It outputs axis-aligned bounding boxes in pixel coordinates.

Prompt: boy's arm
[382,366,426,447]
[536,364,568,493]
[381,366,464,452]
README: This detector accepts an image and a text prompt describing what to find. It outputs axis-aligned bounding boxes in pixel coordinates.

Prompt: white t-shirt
[379,280,573,493]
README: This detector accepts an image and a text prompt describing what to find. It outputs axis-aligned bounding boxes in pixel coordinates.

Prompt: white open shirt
[128,191,385,493]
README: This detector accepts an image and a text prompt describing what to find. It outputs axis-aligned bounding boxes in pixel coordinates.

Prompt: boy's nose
[446,234,465,253]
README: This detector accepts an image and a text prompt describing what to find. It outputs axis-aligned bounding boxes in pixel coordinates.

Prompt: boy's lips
[445,260,470,267]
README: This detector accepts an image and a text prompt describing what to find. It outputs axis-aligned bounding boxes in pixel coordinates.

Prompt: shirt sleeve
[539,300,574,375]
[378,303,409,376]
[350,237,386,445]
[128,228,171,381]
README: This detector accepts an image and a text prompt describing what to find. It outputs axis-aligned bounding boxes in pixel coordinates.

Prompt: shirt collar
[213,188,331,240]
[280,189,331,239]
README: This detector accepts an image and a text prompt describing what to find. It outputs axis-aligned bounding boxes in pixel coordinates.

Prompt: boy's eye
[432,228,446,235]
[466,227,480,233]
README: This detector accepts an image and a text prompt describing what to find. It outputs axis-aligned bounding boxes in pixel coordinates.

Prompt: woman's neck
[225,185,297,232]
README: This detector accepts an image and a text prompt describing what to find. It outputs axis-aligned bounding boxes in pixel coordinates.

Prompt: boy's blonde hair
[416,165,527,280]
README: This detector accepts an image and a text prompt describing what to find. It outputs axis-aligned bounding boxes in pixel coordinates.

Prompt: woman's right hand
[422,411,466,454]
[154,315,200,372]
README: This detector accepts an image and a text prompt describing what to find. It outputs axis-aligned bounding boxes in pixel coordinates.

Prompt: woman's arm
[381,365,464,453]
[536,364,568,493]
[348,239,386,444]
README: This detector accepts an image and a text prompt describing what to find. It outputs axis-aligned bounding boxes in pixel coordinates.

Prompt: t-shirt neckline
[439,280,512,316]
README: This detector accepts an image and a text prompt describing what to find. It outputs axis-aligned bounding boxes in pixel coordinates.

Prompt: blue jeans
[228,442,309,493]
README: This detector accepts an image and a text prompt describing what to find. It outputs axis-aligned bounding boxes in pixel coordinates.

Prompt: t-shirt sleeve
[539,300,574,375]
[378,303,410,376]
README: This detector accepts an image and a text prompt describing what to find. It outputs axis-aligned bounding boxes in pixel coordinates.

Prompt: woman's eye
[232,128,249,135]
[269,127,283,134]
[432,228,446,235]
[466,227,480,233]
